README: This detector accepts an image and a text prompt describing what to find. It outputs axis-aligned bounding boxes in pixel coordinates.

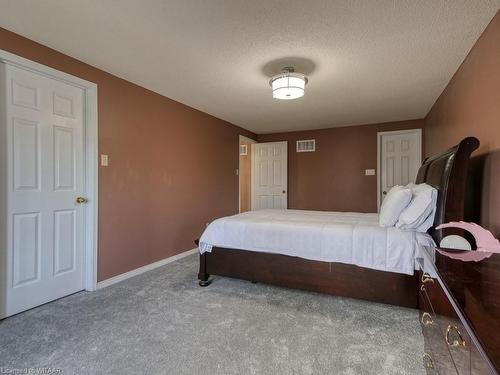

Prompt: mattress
[199,209,435,275]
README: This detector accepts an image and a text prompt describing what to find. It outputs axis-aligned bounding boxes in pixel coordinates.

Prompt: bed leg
[199,278,212,287]
[198,253,212,287]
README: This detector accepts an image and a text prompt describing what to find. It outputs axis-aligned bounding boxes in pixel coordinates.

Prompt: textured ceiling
[0,1,499,134]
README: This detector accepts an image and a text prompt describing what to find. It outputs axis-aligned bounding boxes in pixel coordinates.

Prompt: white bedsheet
[199,209,435,275]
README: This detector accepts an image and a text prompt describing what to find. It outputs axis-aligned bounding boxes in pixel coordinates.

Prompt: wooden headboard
[415,137,479,243]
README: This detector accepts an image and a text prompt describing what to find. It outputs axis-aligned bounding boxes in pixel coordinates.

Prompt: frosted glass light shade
[270,72,307,100]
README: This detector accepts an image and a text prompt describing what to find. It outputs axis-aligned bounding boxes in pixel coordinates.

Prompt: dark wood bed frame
[197,137,480,308]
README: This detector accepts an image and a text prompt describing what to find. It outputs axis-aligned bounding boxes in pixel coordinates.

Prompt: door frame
[238,135,256,213]
[0,49,99,317]
[376,128,422,211]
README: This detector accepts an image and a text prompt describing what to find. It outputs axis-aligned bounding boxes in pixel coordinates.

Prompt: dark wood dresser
[417,247,500,374]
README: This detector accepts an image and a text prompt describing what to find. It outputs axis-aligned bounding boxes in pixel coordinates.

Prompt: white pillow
[396,183,437,232]
[379,185,413,227]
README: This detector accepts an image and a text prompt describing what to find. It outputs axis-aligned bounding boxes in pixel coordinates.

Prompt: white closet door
[379,130,422,206]
[2,63,85,317]
[251,141,288,210]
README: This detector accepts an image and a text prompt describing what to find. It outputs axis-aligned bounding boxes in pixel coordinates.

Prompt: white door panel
[13,118,40,191]
[379,130,422,207]
[53,209,76,276]
[2,63,85,316]
[251,141,288,210]
[12,212,41,287]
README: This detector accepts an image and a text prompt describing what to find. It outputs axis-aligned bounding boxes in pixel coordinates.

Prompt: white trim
[83,82,98,292]
[238,135,257,213]
[0,62,7,318]
[0,49,97,89]
[0,48,99,312]
[97,248,198,289]
[376,128,422,211]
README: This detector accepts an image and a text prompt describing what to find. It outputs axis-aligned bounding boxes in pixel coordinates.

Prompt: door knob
[76,197,88,204]
[382,191,387,195]
[282,190,286,194]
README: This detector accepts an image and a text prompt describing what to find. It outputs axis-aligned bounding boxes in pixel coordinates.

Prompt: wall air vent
[296,139,315,152]
[239,144,248,155]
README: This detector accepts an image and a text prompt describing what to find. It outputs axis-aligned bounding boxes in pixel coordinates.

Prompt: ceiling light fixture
[269,67,308,100]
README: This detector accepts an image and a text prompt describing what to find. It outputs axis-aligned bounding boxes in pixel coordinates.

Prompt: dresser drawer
[420,288,459,374]
[420,272,471,374]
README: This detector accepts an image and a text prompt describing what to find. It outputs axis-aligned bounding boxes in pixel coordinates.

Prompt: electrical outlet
[365,169,375,176]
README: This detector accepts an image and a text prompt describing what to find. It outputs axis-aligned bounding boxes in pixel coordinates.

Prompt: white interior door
[378,129,422,208]
[251,141,288,210]
[1,63,86,317]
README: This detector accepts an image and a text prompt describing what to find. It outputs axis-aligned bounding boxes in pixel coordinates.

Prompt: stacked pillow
[396,183,437,232]
[379,185,413,227]
[379,183,437,232]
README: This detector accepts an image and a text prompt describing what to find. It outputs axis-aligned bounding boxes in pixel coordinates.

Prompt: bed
[196,137,479,308]
[199,210,435,275]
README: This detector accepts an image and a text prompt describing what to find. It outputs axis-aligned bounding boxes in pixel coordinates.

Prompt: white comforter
[199,209,435,275]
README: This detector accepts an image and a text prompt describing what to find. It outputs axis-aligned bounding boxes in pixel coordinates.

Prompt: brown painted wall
[0,28,255,281]
[258,120,424,213]
[239,138,252,213]
[425,11,500,236]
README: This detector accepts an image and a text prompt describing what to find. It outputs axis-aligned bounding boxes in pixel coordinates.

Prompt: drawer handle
[422,352,434,369]
[446,325,466,347]
[421,272,434,284]
[421,312,433,326]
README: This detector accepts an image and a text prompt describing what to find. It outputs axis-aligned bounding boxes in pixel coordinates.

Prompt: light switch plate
[101,154,109,167]
[365,169,375,176]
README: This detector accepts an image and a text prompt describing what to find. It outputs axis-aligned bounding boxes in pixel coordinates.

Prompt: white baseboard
[97,248,198,289]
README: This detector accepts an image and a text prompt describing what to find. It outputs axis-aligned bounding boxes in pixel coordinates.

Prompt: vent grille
[296,139,315,152]
[239,144,248,155]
